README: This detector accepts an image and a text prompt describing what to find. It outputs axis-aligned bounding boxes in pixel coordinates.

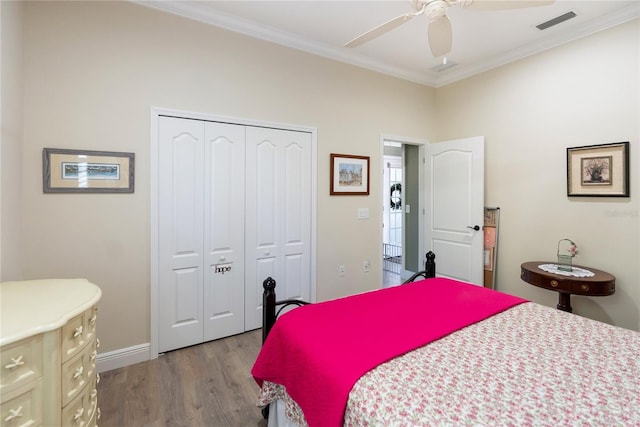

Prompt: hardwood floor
[98,329,268,427]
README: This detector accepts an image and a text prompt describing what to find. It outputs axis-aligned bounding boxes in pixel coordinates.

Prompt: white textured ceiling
[138,0,640,87]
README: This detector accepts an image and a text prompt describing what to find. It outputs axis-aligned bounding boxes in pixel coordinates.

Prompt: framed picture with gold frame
[43,148,135,193]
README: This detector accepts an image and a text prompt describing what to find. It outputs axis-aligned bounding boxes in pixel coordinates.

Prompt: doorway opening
[383,152,403,285]
[381,137,425,288]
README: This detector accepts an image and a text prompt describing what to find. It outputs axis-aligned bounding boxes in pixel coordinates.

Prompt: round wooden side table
[520,261,615,313]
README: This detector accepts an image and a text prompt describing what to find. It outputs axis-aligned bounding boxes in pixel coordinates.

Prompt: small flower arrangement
[568,242,578,257]
[557,239,578,271]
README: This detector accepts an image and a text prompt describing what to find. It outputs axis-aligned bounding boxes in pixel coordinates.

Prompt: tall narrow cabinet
[1,278,102,426]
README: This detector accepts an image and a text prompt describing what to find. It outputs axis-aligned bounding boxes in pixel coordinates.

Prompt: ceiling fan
[345,0,555,58]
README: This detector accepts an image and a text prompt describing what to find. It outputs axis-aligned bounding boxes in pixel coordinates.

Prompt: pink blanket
[251,277,527,427]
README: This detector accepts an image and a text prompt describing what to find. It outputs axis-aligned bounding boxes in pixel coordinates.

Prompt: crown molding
[434,2,640,87]
[134,1,638,88]
[134,0,440,86]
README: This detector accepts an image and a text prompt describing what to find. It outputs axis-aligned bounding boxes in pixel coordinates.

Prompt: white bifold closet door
[157,116,311,353]
[244,127,312,330]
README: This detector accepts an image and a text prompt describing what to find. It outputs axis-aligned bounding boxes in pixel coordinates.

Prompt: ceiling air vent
[536,11,577,31]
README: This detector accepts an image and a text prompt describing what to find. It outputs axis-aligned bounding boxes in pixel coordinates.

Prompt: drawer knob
[73,366,84,379]
[4,406,23,422]
[4,355,25,369]
[73,407,84,421]
[73,325,84,338]
[581,284,590,291]
[550,280,559,288]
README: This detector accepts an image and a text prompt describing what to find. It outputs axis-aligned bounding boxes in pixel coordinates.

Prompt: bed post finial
[425,251,436,278]
[262,277,277,344]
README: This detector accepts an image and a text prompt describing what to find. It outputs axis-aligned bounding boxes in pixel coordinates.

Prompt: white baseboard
[97,343,150,373]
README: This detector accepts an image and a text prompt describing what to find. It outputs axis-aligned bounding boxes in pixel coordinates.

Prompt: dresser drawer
[61,306,97,362]
[61,375,97,427]
[0,381,42,427]
[84,306,98,346]
[61,338,96,407]
[0,335,43,395]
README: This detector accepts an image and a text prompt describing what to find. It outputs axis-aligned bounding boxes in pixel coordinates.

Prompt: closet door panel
[245,133,280,330]
[203,122,246,342]
[245,127,311,329]
[173,268,201,322]
[158,117,205,352]
[256,140,278,250]
[283,136,312,302]
[284,254,304,301]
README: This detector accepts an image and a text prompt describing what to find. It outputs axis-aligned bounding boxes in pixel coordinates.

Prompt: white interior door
[426,136,484,284]
[158,117,206,352]
[245,127,312,330]
[203,122,246,342]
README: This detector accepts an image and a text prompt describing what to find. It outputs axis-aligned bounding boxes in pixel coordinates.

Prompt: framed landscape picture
[43,148,135,193]
[330,153,370,195]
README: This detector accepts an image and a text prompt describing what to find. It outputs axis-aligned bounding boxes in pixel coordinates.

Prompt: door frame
[150,107,318,359]
[379,134,427,286]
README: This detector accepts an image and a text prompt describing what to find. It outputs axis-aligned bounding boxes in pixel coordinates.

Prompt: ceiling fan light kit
[345,0,556,58]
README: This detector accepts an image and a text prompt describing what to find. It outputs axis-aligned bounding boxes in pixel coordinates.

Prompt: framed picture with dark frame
[43,148,135,193]
[330,153,370,195]
[567,142,629,197]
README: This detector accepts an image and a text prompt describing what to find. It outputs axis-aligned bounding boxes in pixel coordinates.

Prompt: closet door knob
[219,256,226,262]
[467,225,480,231]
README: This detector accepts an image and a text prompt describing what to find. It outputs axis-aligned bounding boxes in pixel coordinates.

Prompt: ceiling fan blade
[463,0,554,10]
[428,15,452,57]
[345,13,415,48]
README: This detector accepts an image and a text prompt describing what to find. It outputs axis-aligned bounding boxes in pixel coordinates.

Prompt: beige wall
[17,1,436,353]
[1,0,24,281]
[435,19,640,331]
[4,1,639,358]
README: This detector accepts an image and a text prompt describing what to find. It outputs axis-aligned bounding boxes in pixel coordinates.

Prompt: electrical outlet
[363,259,370,272]
[338,265,346,277]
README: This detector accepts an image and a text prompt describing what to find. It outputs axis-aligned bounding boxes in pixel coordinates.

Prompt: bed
[251,253,640,426]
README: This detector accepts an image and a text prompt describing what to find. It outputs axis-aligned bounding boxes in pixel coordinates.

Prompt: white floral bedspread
[258,302,640,426]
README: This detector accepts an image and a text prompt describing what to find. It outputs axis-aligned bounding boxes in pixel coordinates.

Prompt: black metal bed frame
[261,251,435,344]
[259,251,435,419]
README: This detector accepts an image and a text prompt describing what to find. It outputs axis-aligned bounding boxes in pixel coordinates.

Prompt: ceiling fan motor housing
[421,0,450,22]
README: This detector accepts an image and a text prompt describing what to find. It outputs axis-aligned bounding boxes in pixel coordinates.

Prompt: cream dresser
[1,278,102,427]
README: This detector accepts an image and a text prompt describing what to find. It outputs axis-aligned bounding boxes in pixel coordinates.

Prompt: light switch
[405,204,411,214]
[357,208,369,219]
